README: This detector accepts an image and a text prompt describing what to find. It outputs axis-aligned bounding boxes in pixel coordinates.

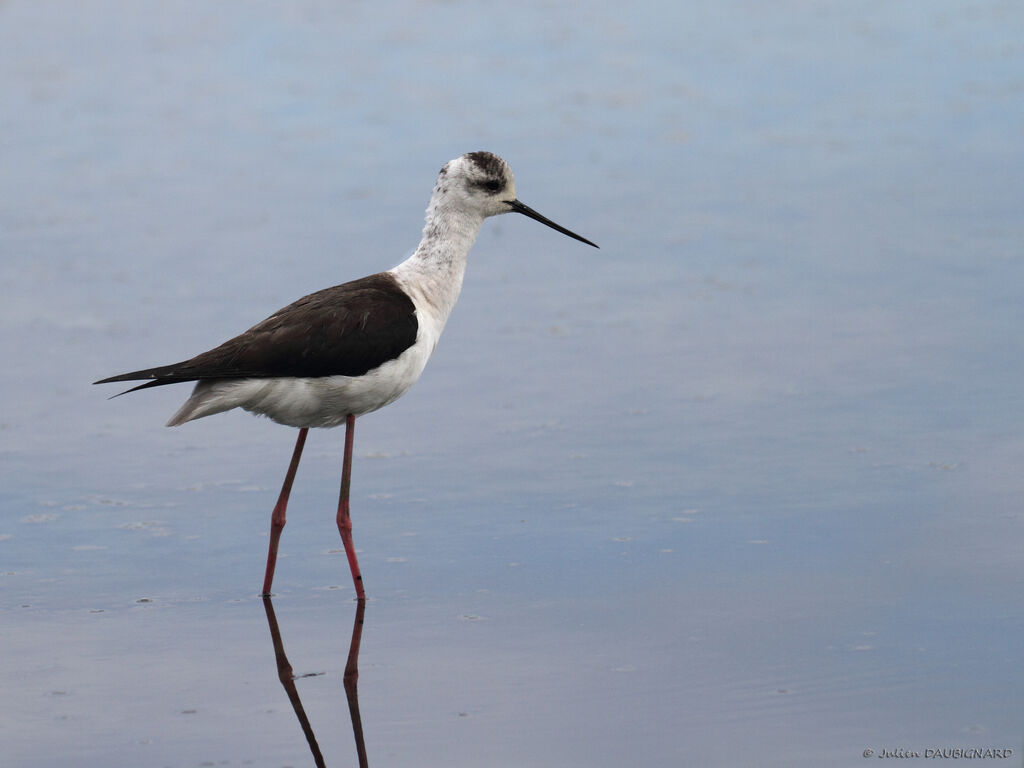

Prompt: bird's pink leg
[261,427,308,596]
[337,414,365,599]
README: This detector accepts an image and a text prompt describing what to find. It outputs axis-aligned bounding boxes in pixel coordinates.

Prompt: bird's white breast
[244,336,434,427]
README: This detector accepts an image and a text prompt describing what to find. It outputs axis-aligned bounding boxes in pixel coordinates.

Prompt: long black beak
[505,199,599,248]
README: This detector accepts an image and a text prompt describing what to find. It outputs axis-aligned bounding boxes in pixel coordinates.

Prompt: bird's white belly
[171,334,435,428]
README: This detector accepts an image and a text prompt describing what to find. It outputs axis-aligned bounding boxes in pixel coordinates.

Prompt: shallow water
[3,1,1024,766]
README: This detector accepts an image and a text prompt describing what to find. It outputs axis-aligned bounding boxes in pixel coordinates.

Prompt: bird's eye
[484,179,502,192]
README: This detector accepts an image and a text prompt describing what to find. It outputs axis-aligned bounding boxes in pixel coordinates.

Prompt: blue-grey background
[2,1,1023,766]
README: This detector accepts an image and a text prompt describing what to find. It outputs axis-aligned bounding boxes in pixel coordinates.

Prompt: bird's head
[432,151,598,248]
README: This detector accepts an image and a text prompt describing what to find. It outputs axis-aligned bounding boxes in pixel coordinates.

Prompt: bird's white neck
[390,197,485,326]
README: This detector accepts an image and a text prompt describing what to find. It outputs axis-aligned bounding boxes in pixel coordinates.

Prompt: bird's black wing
[94,272,418,393]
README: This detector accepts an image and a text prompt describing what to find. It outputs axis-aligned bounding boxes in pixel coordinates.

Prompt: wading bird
[96,151,597,598]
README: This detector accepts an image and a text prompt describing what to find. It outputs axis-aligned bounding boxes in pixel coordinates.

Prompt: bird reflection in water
[262,597,368,767]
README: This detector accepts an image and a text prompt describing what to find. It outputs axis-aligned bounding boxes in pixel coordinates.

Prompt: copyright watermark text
[863,747,1014,759]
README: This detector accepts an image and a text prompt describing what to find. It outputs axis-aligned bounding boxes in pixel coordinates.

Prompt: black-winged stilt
[95,151,597,599]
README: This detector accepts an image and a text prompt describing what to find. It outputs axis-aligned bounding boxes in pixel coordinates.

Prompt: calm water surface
[2,1,1023,766]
